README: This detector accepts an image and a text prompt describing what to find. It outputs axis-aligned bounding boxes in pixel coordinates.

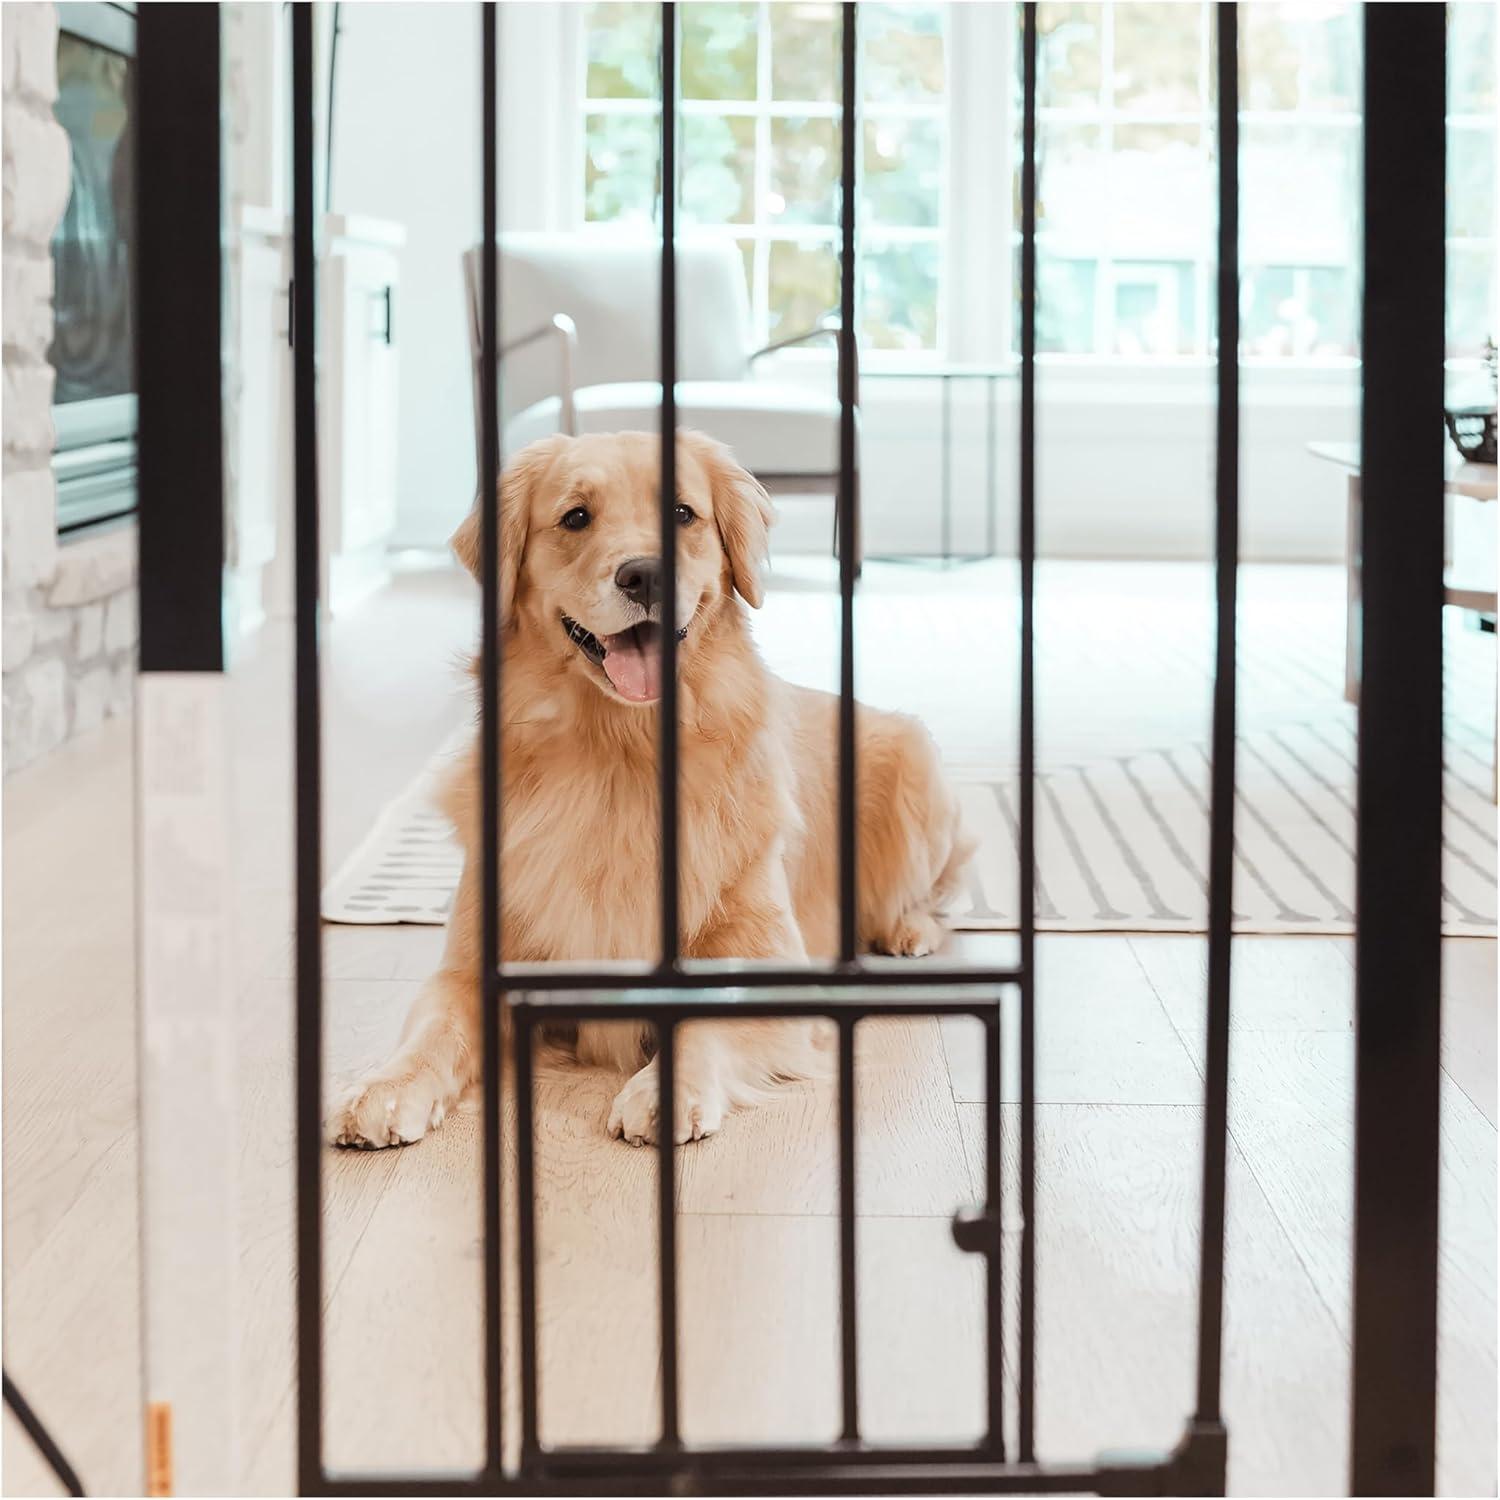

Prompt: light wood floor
[3,561,1494,1497]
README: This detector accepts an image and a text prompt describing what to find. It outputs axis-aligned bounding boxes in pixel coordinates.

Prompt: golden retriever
[326,430,972,1149]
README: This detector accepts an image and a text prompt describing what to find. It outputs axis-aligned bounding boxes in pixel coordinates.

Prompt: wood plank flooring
[3,563,1494,1497]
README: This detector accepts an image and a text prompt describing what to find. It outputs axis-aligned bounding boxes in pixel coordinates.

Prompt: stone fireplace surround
[3,2,136,772]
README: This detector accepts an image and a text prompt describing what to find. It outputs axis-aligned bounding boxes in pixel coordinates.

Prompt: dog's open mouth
[561,615,689,703]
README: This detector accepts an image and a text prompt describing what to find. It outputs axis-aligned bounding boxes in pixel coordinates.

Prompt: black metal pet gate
[3,3,1448,1496]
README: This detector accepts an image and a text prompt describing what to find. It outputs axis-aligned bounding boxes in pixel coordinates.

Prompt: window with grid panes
[581,1,948,352]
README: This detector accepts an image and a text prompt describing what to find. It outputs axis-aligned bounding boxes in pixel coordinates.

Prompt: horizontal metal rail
[499,962,1022,994]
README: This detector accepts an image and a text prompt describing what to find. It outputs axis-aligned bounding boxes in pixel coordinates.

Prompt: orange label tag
[146,1402,173,1496]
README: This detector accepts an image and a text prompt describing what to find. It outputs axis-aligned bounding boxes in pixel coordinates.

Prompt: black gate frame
[120,2,1449,1496]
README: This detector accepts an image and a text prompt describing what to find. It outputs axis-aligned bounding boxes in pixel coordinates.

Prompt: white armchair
[462,234,857,556]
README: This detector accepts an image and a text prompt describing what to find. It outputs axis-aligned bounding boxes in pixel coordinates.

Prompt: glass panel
[1447,245,1497,360]
[1032,251,1098,353]
[1242,265,1357,358]
[681,1,758,101]
[1450,0,1497,115]
[1109,261,1194,355]
[1036,2,1102,110]
[770,116,839,225]
[584,2,661,99]
[862,2,945,105]
[1242,123,1358,270]
[1110,2,1202,113]
[682,114,756,225]
[584,112,660,223]
[863,116,942,228]
[1109,123,1208,258]
[1449,125,1495,242]
[772,0,839,102]
[1240,1,1359,114]
[1031,122,1103,250]
[861,238,940,349]
[768,238,839,340]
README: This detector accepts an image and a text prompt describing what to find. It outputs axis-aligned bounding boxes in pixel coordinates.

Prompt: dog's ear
[450,435,567,624]
[682,429,776,609]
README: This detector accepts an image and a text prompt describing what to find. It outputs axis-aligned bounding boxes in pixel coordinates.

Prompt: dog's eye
[560,507,591,532]
[674,503,696,526]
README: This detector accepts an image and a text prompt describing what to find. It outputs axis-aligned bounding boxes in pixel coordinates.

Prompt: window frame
[576,0,951,360]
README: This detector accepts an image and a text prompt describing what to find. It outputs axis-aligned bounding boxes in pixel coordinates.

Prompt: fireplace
[49,1,136,535]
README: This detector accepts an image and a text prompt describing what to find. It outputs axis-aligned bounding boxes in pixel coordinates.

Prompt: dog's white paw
[607,1066,724,1147]
[873,910,944,958]
[325,1069,448,1149]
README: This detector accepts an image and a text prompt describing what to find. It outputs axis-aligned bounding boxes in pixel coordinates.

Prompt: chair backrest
[464,232,754,431]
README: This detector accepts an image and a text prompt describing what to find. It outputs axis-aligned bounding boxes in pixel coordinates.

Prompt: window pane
[863,116,942,228]
[770,116,839,225]
[585,2,661,100]
[1109,261,1194,355]
[682,114,755,225]
[1111,3,1201,113]
[1242,124,1357,270]
[768,238,838,340]
[1036,3,1101,110]
[1447,246,1496,360]
[1108,123,1208,257]
[1242,266,1357,358]
[1034,252,1098,353]
[862,3,945,105]
[1450,1,1497,114]
[1240,2,1359,113]
[862,239,940,349]
[772,1,839,102]
[681,1,758,101]
[584,112,660,223]
[1449,125,1495,242]
[1032,122,1103,251]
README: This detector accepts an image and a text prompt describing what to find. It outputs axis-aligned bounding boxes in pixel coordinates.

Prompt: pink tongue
[602,630,662,702]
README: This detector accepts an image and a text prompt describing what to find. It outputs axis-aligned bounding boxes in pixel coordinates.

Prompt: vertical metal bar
[837,1,859,966]
[941,373,952,562]
[657,6,682,1451]
[1351,7,1445,1494]
[985,374,997,559]
[136,1,223,679]
[983,1011,1004,1458]
[838,1015,860,1441]
[479,3,504,1483]
[1194,3,1238,1456]
[515,1009,541,1467]
[290,6,325,1490]
[657,1022,680,1446]
[1016,0,1038,1465]
[659,0,680,971]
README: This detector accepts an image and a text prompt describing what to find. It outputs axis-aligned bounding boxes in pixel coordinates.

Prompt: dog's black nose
[614,555,662,610]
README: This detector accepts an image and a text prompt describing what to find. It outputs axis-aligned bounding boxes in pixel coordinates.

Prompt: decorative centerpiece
[1445,337,1497,465]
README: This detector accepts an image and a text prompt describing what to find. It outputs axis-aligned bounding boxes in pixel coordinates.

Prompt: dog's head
[451,429,774,706]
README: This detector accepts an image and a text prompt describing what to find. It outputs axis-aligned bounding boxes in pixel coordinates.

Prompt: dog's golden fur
[327,430,972,1148]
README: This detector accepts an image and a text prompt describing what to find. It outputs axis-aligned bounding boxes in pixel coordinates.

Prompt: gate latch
[950,1204,998,1256]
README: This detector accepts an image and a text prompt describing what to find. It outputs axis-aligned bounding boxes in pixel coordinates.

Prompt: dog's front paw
[607,1065,724,1147]
[872,910,944,957]
[326,1068,448,1149]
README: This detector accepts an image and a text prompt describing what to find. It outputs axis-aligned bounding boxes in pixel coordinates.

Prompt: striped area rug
[323,563,1496,937]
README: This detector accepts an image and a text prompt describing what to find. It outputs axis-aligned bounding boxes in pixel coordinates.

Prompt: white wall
[327,2,570,549]
[325,2,1360,562]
